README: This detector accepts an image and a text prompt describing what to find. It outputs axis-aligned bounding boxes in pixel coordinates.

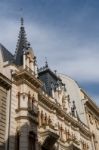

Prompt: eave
[38,68,61,81]
[12,69,43,88]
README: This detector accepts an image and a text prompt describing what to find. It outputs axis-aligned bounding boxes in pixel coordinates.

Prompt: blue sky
[0,0,99,105]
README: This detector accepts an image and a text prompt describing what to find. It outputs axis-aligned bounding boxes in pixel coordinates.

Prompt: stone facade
[0,73,11,150]
[81,90,99,150]
[0,19,99,150]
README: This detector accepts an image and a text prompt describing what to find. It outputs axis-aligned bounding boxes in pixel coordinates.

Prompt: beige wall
[85,106,99,150]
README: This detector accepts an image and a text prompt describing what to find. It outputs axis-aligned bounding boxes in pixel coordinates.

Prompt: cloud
[0,17,99,83]
[79,81,99,105]
[0,0,98,104]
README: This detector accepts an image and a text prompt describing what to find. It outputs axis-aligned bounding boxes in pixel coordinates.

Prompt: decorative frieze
[38,110,52,128]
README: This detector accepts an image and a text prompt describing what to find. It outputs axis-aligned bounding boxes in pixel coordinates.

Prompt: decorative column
[23,51,26,69]
[30,59,34,73]
[26,55,29,68]
[17,92,20,109]
[34,56,38,77]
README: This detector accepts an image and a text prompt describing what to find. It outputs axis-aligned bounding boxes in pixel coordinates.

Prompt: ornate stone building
[0,19,99,150]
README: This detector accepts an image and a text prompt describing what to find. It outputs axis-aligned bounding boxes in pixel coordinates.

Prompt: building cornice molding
[81,89,99,115]
[85,102,99,116]
[13,78,39,93]
[38,100,54,113]
[38,91,91,139]
[12,69,42,88]
[85,106,99,120]
[15,115,38,124]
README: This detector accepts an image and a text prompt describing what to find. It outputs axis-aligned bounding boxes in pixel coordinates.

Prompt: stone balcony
[12,67,42,88]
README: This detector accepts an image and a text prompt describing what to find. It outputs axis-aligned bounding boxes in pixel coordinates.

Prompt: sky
[0,0,99,105]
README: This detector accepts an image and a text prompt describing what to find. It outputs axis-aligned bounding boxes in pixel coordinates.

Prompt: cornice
[81,89,99,115]
[13,78,39,93]
[85,106,99,120]
[80,130,91,140]
[12,69,42,88]
[16,107,38,116]
[38,100,54,113]
[85,101,99,116]
[38,91,91,138]
[15,115,38,124]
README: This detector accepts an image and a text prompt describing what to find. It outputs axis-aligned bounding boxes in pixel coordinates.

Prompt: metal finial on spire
[45,57,48,68]
[21,17,24,27]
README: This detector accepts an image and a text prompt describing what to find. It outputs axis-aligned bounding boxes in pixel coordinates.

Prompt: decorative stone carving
[81,141,89,150]
[71,101,76,117]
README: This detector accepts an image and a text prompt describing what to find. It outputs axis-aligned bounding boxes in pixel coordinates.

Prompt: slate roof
[14,18,29,66]
[0,43,14,62]
[38,65,62,96]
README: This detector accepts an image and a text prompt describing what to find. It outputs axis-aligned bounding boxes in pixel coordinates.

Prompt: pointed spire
[14,18,29,66]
